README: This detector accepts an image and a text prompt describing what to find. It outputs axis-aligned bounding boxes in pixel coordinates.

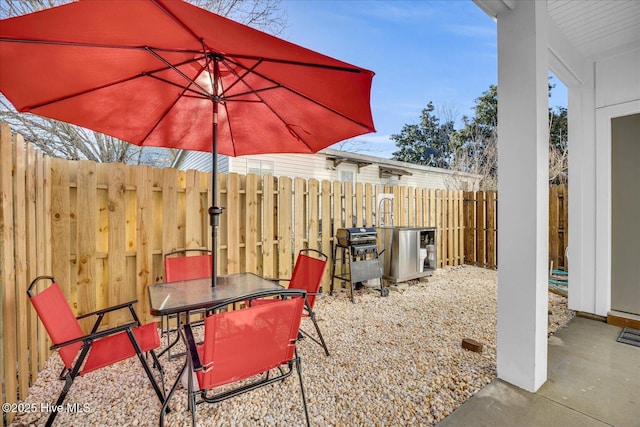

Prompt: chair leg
[127,330,166,406]
[294,350,311,427]
[159,314,181,359]
[46,345,90,427]
[57,365,69,380]
[149,350,166,399]
[350,280,355,303]
[160,360,186,427]
[303,312,330,356]
[188,376,197,427]
[45,374,75,427]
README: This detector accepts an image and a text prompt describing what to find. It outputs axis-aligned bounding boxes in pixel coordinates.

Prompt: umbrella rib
[137,52,214,147]
[209,57,305,151]
[223,79,315,150]
[227,53,364,74]
[217,55,373,131]
[226,61,373,132]
[19,56,208,111]
[144,47,212,97]
[151,0,205,46]
[21,72,147,111]
[223,86,280,101]
[221,101,238,157]
[150,0,366,77]
[217,57,263,95]
[0,37,202,55]
[148,0,356,75]
[137,85,194,146]
[144,74,209,98]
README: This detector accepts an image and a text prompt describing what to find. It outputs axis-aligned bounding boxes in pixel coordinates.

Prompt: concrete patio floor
[437,316,640,427]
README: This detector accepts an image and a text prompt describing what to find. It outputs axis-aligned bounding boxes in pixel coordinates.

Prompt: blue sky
[281,0,567,158]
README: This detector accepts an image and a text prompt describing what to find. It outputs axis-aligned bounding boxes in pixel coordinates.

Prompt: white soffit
[547,0,640,58]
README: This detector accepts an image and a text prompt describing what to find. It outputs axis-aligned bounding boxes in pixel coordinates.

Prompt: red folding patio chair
[27,276,165,427]
[250,249,330,356]
[160,289,310,427]
[164,249,213,283]
[162,249,212,356]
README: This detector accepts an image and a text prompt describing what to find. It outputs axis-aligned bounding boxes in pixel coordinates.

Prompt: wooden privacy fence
[0,123,465,412]
[464,191,498,269]
[548,184,569,271]
[463,185,569,271]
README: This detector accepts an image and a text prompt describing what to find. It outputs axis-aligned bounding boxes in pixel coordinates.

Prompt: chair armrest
[182,324,205,372]
[50,321,139,351]
[76,300,138,320]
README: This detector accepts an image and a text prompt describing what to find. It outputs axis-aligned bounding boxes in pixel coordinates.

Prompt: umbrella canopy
[0,0,375,286]
[0,0,375,155]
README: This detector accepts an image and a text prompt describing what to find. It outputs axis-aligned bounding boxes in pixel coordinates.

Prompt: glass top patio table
[148,272,283,317]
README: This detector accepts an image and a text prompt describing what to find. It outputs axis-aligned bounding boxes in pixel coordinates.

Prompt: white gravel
[10,265,574,427]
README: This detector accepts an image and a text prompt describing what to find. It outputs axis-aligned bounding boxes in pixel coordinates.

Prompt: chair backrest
[164,249,212,282]
[28,278,84,369]
[197,296,305,390]
[288,249,328,309]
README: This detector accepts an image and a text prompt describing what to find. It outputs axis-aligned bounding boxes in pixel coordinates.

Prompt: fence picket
[12,132,29,401]
[464,191,475,264]
[77,161,97,329]
[245,173,259,273]
[294,178,306,255]
[1,123,17,418]
[136,165,153,323]
[365,183,373,227]
[108,163,128,326]
[321,180,332,291]
[25,144,39,383]
[262,176,276,279]
[226,173,241,274]
[278,177,293,278]
[487,192,497,269]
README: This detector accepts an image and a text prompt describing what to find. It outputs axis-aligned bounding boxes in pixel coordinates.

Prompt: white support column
[496,1,549,392]
[567,63,597,315]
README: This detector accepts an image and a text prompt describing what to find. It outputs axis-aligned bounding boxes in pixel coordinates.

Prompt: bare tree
[192,0,286,35]
[548,106,568,184]
[332,138,383,155]
[451,124,498,191]
[0,0,286,165]
[0,0,67,17]
[549,144,568,184]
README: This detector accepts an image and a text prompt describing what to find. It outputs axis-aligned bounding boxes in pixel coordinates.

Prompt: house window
[247,159,274,176]
[337,163,358,184]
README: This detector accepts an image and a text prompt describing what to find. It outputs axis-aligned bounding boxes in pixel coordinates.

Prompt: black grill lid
[335,227,377,247]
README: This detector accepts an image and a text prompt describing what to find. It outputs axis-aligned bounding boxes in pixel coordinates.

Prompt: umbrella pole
[209,57,224,288]
[209,102,223,288]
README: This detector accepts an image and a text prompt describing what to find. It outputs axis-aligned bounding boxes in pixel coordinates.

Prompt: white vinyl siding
[173,149,481,190]
[228,153,333,180]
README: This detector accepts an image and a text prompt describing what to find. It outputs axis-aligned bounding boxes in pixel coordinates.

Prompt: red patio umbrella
[0,0,375,287]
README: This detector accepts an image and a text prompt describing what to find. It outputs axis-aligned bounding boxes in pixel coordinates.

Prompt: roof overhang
[325,154,372,170]
[379,166,412,178]
[474,0,640,65]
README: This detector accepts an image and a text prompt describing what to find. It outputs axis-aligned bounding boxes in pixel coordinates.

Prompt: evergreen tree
[391,102,457,168]
[393,82,568,190]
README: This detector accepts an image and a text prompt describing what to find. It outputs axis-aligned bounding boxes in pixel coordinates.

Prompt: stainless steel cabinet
[378,227,436,282]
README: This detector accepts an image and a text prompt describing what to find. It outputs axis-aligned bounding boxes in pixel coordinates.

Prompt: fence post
[1,123,17,422]
[487,191,498,269]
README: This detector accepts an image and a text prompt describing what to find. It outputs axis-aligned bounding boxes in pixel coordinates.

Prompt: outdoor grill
[331,227,386,300]
[335,227,378,256]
